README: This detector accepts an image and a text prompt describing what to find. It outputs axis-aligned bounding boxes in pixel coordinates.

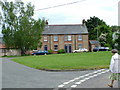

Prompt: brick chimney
[82,19,86,26]
[46,20,48,25]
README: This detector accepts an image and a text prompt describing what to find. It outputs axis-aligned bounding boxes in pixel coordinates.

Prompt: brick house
[39,24,89,53]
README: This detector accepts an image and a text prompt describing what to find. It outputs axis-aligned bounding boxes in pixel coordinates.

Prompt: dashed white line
[75,82,82,84]
[57,69,109,88]
[58,85,64,88]
[63,82,70,84]
[69,79,75,82]
[71,85,77,88]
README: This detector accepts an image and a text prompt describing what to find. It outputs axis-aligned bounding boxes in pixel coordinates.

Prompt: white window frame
[54,35,58,41]
[54,45,58,51]
[68,35,72,41]
[64,35,72,41]
[78,44,83,49]
[64,35,68,41]
[78,35,82,41]
[44,36,48,41]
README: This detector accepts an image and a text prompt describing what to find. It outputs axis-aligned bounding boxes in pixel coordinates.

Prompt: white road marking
[63,82,70,84]
[89,76,94,78]
[93,74,98,77]
[58,85,64,87]
[84,77,90,80]
[69,80,75,82]
[75,82,82,84]
[57,69,109,88]
[71,85,77,88]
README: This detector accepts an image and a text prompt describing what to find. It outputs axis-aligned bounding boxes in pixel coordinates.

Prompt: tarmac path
[1,58,119,89]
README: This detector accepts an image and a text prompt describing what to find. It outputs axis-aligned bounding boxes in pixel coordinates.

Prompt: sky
[0,0,119,35]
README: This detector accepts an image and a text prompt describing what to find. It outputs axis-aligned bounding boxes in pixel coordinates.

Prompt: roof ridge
[48,24,83,26]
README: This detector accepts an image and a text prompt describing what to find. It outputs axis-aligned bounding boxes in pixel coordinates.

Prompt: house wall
[82,35,89,50]
[40,34,89,53]
[90,44,101,52]
[0,49,21,56]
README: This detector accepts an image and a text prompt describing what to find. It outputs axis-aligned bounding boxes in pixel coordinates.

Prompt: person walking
[108,49,120,88]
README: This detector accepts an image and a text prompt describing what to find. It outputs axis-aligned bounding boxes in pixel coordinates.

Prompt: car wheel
[44,53,47,55]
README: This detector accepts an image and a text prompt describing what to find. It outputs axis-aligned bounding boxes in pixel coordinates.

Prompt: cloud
[1,0,119,26]
[0,0,119,35]
[30,0,118,25]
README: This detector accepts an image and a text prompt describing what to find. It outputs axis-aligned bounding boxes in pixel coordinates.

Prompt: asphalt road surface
[1,58,119,89]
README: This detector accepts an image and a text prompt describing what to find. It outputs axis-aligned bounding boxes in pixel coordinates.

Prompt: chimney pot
[46,20,48,25]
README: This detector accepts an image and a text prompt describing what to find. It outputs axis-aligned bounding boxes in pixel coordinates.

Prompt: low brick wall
[0,49,21,56]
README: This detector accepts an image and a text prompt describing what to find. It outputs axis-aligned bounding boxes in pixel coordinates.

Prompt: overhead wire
[35,0,86,11]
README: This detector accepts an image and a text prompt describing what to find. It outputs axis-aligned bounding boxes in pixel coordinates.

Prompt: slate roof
[89,40,100,44]
[42,24,88,35]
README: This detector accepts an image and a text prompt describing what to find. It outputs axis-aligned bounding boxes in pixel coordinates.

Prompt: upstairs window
[64,35,72,41]
[68,35,72,41]
[44,36,48,41]
[64,35,68,41]
[78,35,82,41]
[54,36,58,41]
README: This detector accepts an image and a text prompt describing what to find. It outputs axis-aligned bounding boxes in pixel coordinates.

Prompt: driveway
[2,58,119,88]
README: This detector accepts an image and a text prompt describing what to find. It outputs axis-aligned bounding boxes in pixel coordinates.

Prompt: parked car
[31,50,49,55]
[73,48,88,53]
[93,47,110,52]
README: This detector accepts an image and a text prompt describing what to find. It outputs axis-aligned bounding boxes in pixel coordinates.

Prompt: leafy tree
[112,26,120,53]
[115,33,120,54]
[85,16,113,47]
[85,16,106,40]
[0,0,45,55]
[111,26,120,49]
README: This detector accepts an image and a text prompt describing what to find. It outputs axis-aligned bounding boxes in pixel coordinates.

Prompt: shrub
[58,49,66,54]
[48,50,53,54]
[104,44,109,47]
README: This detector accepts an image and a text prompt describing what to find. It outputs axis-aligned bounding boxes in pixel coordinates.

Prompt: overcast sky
[24,0,119,26]
[0,0,119,35]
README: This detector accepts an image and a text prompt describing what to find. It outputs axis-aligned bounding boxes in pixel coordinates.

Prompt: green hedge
[48,50,54,54]
[58,49,66,54]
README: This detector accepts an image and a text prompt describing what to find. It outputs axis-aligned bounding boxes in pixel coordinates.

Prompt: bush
[58,49,66,54]
[48,50,53,54]
[104,44,109,47]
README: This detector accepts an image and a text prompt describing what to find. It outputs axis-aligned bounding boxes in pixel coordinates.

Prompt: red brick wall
[40,34,89,53]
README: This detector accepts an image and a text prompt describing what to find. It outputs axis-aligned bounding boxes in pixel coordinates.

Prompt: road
[1,58,119,89]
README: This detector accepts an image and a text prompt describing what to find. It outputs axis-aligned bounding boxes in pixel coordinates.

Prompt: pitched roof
[89,40,100,44]
[42,24,88,35]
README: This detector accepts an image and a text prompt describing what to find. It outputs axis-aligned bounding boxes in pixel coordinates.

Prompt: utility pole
[96,20,98,41]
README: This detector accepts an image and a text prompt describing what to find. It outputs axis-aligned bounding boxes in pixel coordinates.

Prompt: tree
[85,16,113,47]
[115,33,120,54]
[116,33,120,54]
[0,0,45,55]
[112,26,120,54]
[85,16,106,40]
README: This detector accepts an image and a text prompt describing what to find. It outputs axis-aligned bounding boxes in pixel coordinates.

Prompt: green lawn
[12,51,112,70]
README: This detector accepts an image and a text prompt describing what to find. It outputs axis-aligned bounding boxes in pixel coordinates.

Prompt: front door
[44,45,48,51]
[64,44,72,53]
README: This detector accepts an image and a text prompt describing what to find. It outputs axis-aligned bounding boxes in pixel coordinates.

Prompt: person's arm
[110,56,114,73]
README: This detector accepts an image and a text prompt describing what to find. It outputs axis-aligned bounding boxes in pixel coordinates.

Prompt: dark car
[32,50,49,55]
[93,47,110,52]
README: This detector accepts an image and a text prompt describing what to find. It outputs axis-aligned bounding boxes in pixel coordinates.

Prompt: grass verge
[11,51,111,71]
